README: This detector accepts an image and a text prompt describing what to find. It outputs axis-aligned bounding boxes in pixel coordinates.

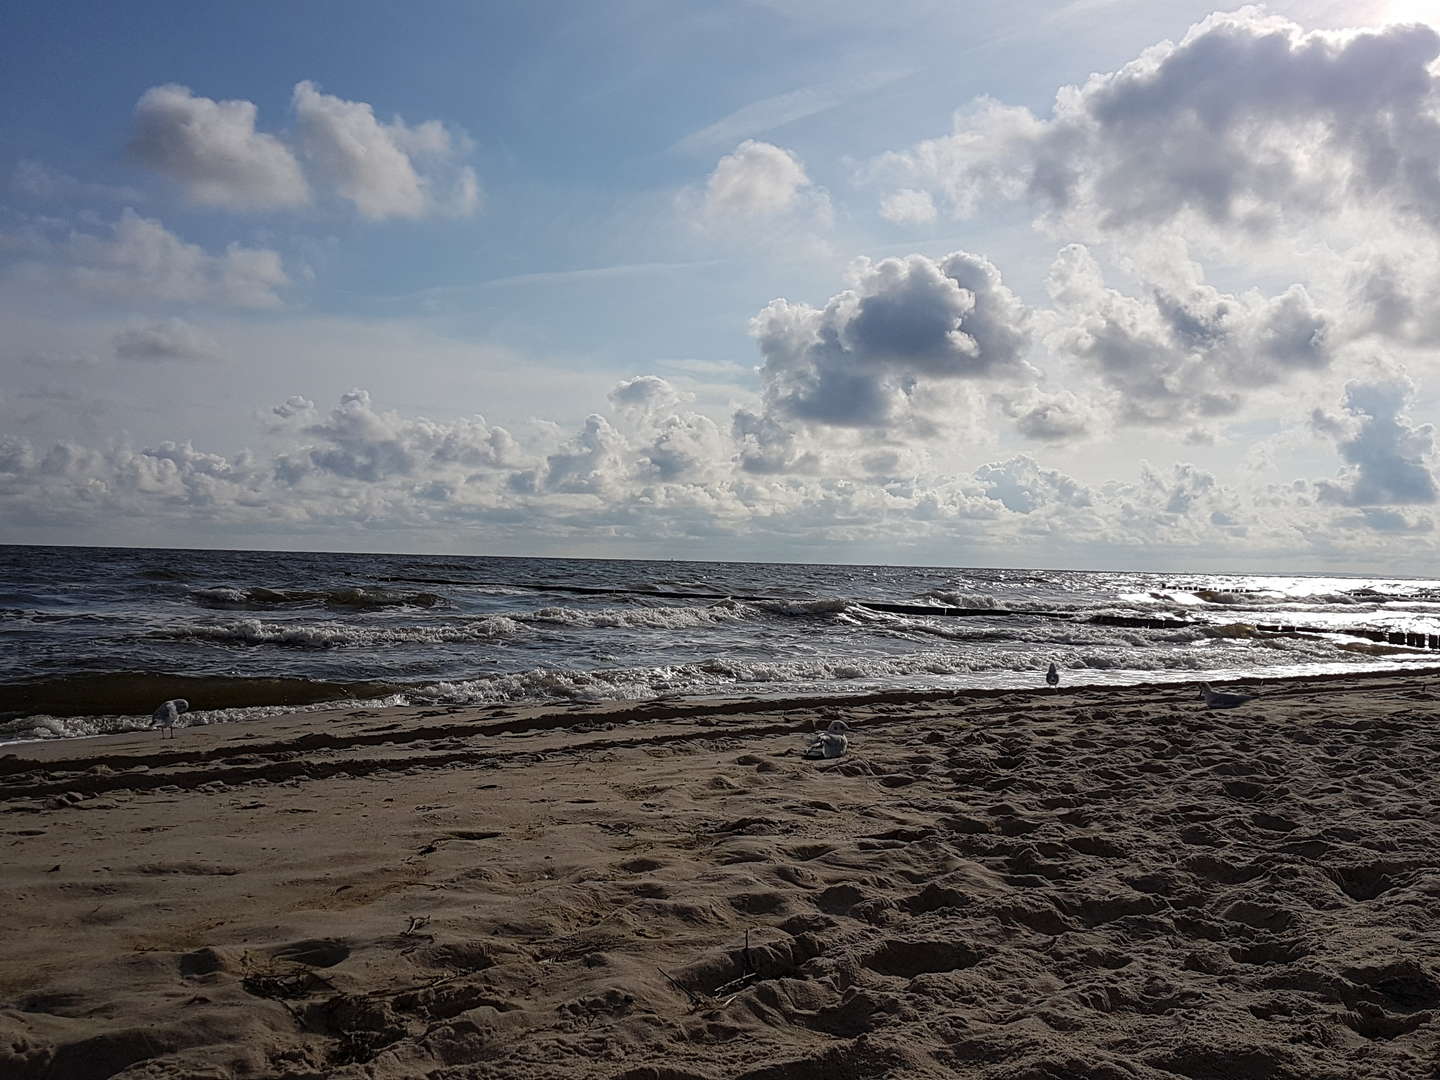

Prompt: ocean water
[3,544,1439,742]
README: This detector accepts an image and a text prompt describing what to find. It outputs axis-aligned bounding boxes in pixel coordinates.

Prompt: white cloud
[701,139,827,221]
[130,84,310,211]
[278,389,520,485]
[11,160,144,204]
[999,387,1099,442]
[112,317,219,362]
[750,250,1033,431]
[0,383,1433,567]
[271,395,315,420]
[531,414,629,495]
[639,412,728,482]
[878,188,937,225]
[126,81,480,221]
[976,454,1091,513]
[1312,364,1437,507]
[292,80,480,221]
[3,209,288,308]
[608,374,693,418]
[871,12,1440,244]
[1046,243,1337,426]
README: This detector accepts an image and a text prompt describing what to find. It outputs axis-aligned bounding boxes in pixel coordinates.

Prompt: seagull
[1199,683,1256,710]
[804,720,850,759]
[1045,662,1060,691]
[152,698,189,738]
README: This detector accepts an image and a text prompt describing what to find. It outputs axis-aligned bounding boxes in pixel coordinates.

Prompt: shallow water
[3,544,1438,741]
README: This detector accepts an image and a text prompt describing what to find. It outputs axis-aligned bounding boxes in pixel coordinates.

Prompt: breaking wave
[408,634,1351,708]
[151,616,522,648]
[152,599,869,649]
[9,546,1440,744]
[527,601,761,630]
[922,591,1006,609]
[189,585,447,611]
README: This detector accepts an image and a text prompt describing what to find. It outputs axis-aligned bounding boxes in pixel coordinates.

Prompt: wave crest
[152,616,521,648]
[189,586,446,611]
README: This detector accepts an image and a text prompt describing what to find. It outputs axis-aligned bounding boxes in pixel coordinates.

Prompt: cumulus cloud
[0,434,266,517]
[878,188,938,225]
[271,395,315,419]
[1344,240,1440,346]
[975,455,1091,513]
[1142,461,1217,515]
[685,140,831,246]
[277,389,520,485]
[872,12,1440,240]
[1046,244,1335,425]
[702,140,823,218]
[731,408,819,475]
[112,318,219,362]
[639,413,728,482]
[127,81,480,220]
[999,387,1099,442]
[3,209,288,308]
[607,375,693,418]
[11,159,144,204]
[750,250,1032,431]
[0,384,1431,565]
[292,81,480,221]
[1312,367,1437,507]
[130,84,310,210]
[533,414,628,495]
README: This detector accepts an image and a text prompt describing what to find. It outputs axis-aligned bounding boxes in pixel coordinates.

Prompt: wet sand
[2,672,1439,1079]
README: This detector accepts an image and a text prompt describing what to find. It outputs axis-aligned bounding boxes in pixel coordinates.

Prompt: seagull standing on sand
[1199,683,1256,710]
[1045,662,1060,691]
[152,698,188,738]
[804,720,850,759]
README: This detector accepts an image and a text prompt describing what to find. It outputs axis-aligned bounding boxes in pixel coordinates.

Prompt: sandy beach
[3,673,1439,1079]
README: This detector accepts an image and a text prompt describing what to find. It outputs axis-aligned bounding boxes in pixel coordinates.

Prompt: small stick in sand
[657,966,702,1008]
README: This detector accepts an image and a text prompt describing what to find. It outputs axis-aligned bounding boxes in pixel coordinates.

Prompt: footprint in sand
[270,938,351,967]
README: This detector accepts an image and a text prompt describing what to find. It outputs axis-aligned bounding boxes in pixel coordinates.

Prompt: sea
[4,545,1439,743]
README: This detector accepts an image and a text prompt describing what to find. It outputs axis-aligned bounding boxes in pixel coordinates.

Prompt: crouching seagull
[1199,683,1256,710]
[804,720,851,759]
[153,698,189,738]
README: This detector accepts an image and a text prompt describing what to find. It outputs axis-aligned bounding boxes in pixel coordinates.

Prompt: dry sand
[2,673,1439,1079]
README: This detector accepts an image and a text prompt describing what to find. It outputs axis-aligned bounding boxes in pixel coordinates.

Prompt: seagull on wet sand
[153,698,189,738]
[805,719,850,759]
[1045,662,1060,691]
[1199,683,1256,710]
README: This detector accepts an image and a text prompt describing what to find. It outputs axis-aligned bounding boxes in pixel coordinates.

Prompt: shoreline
[3,671,1439,1078]
[6,660,1440,750]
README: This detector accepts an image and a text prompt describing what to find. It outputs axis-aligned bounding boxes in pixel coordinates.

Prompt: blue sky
[2,0,1437,570]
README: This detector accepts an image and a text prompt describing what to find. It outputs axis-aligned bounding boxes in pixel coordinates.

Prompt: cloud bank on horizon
[1,3,1437,570]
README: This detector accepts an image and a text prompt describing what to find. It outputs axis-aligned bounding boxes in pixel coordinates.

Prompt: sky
[2,0,1439,572]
